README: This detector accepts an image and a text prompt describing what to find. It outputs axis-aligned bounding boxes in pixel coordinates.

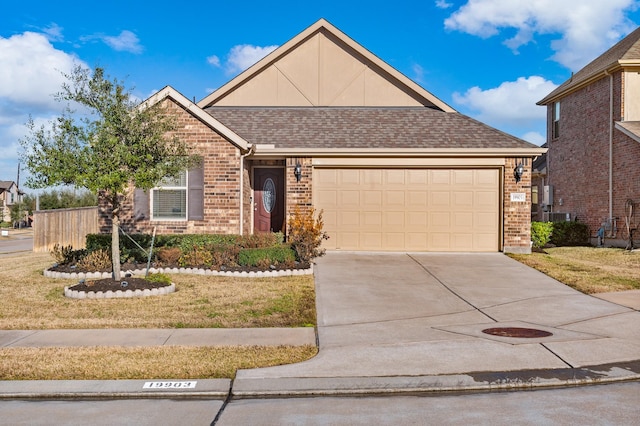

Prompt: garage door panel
[385,190,405,206]
[314,168,499,251]
[407,191,428,208]
[339,210,360,226]
[384,233,406,250]
[363,211,382,226]
[407,212,428,227]
[363,191,382,206]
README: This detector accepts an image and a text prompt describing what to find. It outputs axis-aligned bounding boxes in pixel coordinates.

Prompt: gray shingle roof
[204,107,538,150]
[539,26,640,105]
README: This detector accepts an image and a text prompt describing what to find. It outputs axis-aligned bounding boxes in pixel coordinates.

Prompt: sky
[2,0,640,187]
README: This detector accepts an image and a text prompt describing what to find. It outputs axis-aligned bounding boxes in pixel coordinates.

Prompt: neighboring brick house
[537,26,640,247]
[103,19,545,253]
[0,181,21,223]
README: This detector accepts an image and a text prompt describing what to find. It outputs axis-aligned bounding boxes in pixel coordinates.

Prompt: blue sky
[2,0,640,186]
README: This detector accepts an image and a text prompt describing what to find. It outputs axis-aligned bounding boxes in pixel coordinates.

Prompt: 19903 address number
[143,381,197,389]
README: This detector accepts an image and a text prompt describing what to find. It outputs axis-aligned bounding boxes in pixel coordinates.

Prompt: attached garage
[314,168,500,251]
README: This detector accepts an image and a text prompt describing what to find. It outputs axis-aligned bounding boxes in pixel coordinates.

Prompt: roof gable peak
[198,19,455,112]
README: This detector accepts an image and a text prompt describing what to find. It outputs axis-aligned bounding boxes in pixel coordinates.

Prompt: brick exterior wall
[546,72,640,245]
[284,157,313,236]
[503,157,533,253]
[99,99,242,235]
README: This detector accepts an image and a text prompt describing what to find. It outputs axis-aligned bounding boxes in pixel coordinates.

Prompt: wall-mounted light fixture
[294,163,302,182]
[514,162,524,183]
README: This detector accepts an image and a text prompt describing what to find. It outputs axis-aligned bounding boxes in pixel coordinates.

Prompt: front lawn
[0,253,316,330]
[508,247,640,294]
[0,252,317,380]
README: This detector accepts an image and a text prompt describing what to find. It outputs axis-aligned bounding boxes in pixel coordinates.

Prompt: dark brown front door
[254,168,285,233]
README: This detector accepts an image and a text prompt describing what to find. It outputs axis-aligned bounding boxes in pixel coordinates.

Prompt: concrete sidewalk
[1,252,639,399]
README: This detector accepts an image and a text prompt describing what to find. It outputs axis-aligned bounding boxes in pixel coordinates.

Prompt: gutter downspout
[239,145,255,236]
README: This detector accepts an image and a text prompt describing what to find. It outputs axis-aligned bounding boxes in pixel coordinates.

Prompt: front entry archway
[254,167,285,233]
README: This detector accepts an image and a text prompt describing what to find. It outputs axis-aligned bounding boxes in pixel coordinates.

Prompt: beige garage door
[314,168,500,251]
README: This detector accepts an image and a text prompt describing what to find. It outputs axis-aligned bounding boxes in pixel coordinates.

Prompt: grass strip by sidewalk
[509,247,640,294]
[0,345,318,380]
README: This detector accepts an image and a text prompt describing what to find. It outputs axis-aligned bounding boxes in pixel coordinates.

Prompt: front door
[254,168,285,233]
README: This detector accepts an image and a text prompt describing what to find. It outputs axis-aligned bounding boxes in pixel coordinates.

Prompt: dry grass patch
[0,252,315,329]
[0,345,318,380]
[509,247,640,294]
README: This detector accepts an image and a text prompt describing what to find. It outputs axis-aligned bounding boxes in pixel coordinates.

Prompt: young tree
[21,65,197,280]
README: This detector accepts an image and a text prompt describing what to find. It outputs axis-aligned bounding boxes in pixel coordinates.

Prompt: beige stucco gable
[199,19,455,111]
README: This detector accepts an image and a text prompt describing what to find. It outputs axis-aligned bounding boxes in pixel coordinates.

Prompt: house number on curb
[143,381,197,389]
[263,178,276,213]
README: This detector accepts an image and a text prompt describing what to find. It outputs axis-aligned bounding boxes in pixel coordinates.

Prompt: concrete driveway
[234,252,640,396]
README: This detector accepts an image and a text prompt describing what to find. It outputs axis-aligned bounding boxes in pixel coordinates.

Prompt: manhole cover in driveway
[482,327,553,338]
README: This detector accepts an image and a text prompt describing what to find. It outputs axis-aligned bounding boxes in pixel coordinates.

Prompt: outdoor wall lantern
[294,163,302,182]
[514,162,524,183]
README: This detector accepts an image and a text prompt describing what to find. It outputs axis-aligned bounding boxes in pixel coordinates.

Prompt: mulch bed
[69,277,170,293]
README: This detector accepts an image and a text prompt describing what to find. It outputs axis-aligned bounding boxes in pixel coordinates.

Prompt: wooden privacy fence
[33,206,99,252]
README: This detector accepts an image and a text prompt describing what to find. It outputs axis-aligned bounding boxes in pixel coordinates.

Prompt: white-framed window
[552,101,560,139]
[151,171,188,220]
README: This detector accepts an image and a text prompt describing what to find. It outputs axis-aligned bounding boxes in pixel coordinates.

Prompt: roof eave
[250,147,547,157]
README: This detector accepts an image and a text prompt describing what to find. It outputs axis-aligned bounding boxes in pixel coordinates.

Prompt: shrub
[287,207,329,263]
[531,221,554,249]
[550,221,590,246]
[77,249,112,270]
[50,244,86,265]
[239,232,284,248]
[145,272,172,285]
[210,245,240,269]
[178,246,214,268]
[155,247,181,266]
[238,246,296,267]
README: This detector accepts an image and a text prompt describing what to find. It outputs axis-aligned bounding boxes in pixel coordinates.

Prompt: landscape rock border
[45,265,314,300]
[63,283,176,299]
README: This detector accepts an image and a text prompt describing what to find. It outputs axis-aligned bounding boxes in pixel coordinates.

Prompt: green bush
[238,246,296,267]
[531,221,554,249]
[550,221,591,246]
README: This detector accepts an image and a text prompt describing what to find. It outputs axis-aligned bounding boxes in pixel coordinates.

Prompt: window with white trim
[552,101,560,139]
[151,171,187,220]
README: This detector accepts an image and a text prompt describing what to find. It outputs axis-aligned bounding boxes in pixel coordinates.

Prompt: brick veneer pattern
[504,157,533,253]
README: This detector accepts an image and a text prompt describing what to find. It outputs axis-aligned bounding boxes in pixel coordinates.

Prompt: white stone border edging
[45,264,314,281]
[53,265,313,299]
[64,283,176,299]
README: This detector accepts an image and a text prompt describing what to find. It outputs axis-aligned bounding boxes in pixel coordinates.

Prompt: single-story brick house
[102,19,545,253]
[537,26,640,246]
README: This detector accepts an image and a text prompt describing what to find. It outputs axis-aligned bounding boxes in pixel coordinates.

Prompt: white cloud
[435,0,453,9]
[412,63,425,84]
[226,44,278,74]
[0,32,81,111]
[444,0,639,70]
[207,55,221,68]
[453,76,557,137]
[102,30,143,54]
[0,31,85,182]
[521,131,546,145]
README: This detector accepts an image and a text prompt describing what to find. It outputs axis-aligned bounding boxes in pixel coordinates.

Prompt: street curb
[0,379,231,400]
[2,361,638,400]
[230,360,640,398]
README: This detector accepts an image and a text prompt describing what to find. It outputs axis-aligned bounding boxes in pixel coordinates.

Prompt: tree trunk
[111,214,121,281]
